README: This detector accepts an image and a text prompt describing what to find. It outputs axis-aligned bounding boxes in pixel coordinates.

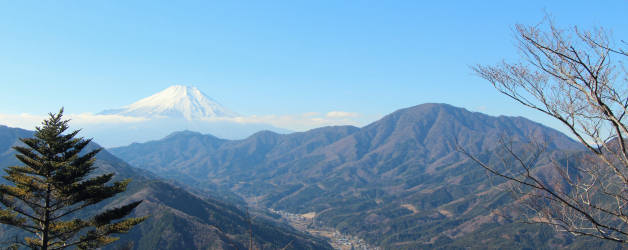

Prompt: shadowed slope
[109,103,603,248]
[0,125,332,250]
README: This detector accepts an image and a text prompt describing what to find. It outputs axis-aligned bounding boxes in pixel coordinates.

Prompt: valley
[270,209,379,250]
[3,2,625,248]
[0,125,333,250]
[0,102,624,249]
[108,103,619,249]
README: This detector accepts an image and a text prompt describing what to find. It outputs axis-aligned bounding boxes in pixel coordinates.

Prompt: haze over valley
[1,1,626,249]
[0,90,621,248]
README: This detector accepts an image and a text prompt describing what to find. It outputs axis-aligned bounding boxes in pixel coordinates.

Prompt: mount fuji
[81,85,289,147]
[99,85,238,120]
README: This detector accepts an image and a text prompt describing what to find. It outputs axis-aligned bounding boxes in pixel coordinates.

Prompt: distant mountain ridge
[111,103,581,181]
[109,103,615,249]
[99,85,238,119]
[0,125,331,250]
[83,85,289,147]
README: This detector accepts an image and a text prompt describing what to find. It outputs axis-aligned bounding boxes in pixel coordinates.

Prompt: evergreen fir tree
[0,109,146,249]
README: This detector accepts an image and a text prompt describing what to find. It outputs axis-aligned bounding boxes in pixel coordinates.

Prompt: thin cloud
[0,111,361,132]
[326,111,359,118]
[0,113,148,129]
[68,113,148,125]
[0,113,45,129]
[201,111,361,131]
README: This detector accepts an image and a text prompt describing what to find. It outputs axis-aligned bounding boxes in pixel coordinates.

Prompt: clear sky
[0,1,627,134]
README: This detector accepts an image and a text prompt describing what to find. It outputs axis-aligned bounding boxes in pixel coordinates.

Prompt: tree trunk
[42,182,51,250]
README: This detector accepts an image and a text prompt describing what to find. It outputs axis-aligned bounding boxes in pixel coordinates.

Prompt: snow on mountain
[99,85,238,120]
[86,85,292,147]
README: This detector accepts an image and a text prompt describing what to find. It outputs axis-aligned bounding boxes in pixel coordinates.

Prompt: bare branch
[470,16,628,243]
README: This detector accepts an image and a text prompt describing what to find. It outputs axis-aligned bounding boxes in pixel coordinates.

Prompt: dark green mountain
[111,103,622,249]
[0,125,332,250]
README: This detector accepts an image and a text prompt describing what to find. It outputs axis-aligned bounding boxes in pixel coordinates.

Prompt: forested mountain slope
[0,125,331,250]
[110,103,625,248]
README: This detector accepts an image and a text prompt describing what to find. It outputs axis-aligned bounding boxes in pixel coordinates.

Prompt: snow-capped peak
[99,85,238,120]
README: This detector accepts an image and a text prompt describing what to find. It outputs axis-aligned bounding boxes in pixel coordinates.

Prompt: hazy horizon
[1,1,626,143]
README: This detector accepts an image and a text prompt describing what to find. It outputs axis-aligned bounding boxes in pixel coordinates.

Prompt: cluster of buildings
[268,209,380,250]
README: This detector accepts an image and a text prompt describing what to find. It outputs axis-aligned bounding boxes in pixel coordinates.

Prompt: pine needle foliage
[0,109,146,249]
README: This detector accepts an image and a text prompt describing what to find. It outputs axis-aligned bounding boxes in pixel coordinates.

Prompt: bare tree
[468,17,628,243]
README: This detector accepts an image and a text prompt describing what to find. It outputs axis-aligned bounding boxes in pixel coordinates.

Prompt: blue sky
[1,1,627,134]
